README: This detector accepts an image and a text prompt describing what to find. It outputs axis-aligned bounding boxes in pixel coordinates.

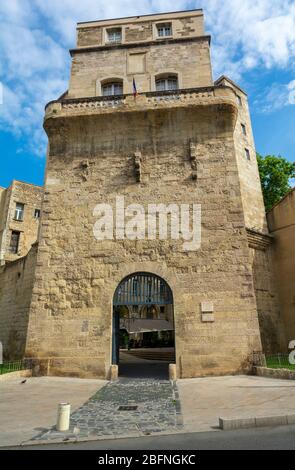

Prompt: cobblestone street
[31,378,182,443]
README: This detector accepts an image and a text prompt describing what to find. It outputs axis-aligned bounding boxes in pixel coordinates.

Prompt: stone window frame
[9,230,20,254]
[241,123,247,136]
[154,22,173,39]
[237,94,243,106]
[245,148,251,160]
[103,26,125,45]
[151,71,182,92]
[96,76,126,96]
[127,51,147,75]
[14,202,24,221]
[34,208,41,219]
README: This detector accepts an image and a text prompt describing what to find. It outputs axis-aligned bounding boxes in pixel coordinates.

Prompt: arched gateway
[112,272,175,374]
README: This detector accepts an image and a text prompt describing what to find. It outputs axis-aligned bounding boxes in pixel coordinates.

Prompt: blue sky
[0,0,294,188]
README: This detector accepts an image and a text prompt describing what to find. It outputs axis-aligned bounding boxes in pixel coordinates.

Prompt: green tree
[257,153,295,211]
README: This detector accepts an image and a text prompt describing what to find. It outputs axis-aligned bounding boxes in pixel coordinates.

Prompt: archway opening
[112,272,175,378]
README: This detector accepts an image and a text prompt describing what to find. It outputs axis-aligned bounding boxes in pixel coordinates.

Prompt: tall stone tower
[25,9,281,379]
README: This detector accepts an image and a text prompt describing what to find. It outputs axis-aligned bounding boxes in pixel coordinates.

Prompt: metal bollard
[56,402,71,432]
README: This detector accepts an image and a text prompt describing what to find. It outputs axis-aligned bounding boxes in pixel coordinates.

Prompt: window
[107,28,122,43]
[156,76,178,92]
[34,209,41,219]
[241,124,247,135]
[102,82,123,96]
[237,95,242,106]
[245,148,251,160]
[14,202,24,221]
[10,231,20,254]
[157,23,172,37]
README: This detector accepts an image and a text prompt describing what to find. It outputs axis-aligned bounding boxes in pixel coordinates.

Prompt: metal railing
[0,359,32,375]
[266,354,295,370]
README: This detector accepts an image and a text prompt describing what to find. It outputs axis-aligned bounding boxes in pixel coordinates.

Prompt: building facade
[0,10,288,378]
[267,188,295,347]
[0,180,43,265]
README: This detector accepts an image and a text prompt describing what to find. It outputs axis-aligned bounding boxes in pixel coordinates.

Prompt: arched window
[102,81,123,96]
[155,75,178,92]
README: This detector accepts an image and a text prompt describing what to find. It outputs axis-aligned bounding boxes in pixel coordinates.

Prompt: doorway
[112,272,175,378]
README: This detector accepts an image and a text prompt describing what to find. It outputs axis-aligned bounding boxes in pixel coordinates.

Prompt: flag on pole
[133,77,137,98]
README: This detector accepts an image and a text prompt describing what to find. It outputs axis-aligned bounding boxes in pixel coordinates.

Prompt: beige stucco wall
[267,189,295,347]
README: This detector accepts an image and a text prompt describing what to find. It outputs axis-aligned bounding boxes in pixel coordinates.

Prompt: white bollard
[56,402,71,432]
[169,363,177,381]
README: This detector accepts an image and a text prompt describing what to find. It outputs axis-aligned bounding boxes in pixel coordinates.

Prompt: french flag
[133,77,137,98]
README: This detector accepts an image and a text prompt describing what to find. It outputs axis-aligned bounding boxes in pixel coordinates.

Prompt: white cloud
[254,79,295,113]
[0,0,295,157]
[198,0,295,79]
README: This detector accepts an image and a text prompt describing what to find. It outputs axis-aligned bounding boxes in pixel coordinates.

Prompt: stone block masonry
[0,244,38,360]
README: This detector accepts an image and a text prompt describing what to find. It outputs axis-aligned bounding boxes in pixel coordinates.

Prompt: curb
[219,413,295,431]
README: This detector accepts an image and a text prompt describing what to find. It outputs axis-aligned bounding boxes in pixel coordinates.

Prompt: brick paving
[31,378,183,442]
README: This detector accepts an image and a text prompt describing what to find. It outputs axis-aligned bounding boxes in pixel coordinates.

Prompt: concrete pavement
[1,373,295,447]
[0,376,106,447]
[178,374,295,433]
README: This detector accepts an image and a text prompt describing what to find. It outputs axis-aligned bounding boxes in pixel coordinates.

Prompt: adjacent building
[0,180,43,265]
[267,188,295,347]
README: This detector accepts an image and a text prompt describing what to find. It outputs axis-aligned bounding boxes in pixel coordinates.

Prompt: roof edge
[215,75,247,96]
[77,9,203,27]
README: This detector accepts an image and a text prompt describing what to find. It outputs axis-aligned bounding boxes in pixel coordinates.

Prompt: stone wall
[267,188,295,347]
[69,39,212,98]
[0,245,37,360]
[77,11,205,48]
[254,366,295,380]
[215,77,268,233]
[25,93,263,379]
[248,230,286,353]
[0,181,43,263]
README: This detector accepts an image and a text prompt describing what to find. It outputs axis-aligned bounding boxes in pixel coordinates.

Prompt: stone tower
[25,9,281,379]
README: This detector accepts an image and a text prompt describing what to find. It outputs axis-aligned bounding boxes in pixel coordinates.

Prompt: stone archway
[112,272,175,377]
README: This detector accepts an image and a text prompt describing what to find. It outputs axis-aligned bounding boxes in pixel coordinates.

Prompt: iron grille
[113,272,172,306]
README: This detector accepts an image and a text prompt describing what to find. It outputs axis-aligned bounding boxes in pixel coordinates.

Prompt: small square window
[14,202,24,221]
[34,209,41,219]
[107,28,122,43]
[237,95,242,106]
[157,23,172,37]
[245,148,251,160]
[241,124,247,135]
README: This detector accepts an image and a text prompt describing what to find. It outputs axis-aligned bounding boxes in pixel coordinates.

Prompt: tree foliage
[257,153,295,211]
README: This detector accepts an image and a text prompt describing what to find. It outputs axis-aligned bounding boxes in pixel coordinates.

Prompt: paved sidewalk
[178,375,295,432]
[29,378,182,443]
[0,376,105,447]
[1,373,295,447]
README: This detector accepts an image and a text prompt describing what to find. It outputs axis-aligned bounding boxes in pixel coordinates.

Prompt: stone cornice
[70,35,211,56]
[246,228,273,250]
